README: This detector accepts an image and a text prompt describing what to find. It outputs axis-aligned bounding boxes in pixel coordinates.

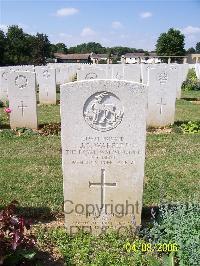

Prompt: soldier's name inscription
[65,136,141,166]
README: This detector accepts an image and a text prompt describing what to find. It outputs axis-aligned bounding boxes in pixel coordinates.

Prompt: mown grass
[0,90,199,216]
[175,90,200,122]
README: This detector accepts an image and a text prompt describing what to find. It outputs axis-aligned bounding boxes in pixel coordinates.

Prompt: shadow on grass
[36,251,64,266]
[173,120,191,126]
[141,205,159,226]
[38,123,61,136]
[181,97,200,101]
[0,205,57,223]
[0,124,10,129]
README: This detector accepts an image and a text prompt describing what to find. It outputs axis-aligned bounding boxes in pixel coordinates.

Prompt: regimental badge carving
[157,72,168,84]
[15,75,28,89]
[2,72,8,80]
[85,73,98,79]
[83,91,124,132]
[43,70,50,79]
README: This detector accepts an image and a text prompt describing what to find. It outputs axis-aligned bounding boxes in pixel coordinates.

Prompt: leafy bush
[182,69,200,91]
[143,203,200,266]
[180,121,200,133]
[0,201,37,265]
[37,226,177,265]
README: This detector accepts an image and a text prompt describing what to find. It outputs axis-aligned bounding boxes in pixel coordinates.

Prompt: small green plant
[15,127,38,136]
[182,69,200,91]
[143,203,200,266]
[180,121,200,133]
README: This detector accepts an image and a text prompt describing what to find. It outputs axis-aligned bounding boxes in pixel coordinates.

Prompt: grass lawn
[0,89,199,216]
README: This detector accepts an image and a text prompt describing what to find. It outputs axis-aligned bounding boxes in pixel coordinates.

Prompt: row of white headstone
[0,64,79,105]
[0,63,189,130]
[77,63,189,99]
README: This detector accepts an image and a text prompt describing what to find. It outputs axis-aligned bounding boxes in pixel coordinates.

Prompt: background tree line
[0,25,199,66]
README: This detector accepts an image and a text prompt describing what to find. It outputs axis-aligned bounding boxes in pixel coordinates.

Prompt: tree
[0,30,6,65]
[156,28,185,56]
[68,42,107,54]
[6,25,28,65]
[55,43,67,53]
[31,33,51,65]
[196,42,200,53]
[186,47,196,54]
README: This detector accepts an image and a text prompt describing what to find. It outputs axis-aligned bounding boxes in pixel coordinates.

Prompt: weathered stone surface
[60,79,147,234]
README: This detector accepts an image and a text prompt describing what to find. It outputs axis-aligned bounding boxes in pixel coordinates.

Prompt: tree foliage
[196,42,200,53]
[0,30,6,65]
[156,28,185,56]
[0,25,51,66]
[68,42,107,54]
[186,47,196,54]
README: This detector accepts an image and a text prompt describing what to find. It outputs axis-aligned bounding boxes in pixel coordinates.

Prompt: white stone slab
[195,64,200,80]
[35,67,56,104]
[8,71,38,129]
[147,67,177,127]
[0,68,9,103]
[60,79,147,234]
[77,67,107,81]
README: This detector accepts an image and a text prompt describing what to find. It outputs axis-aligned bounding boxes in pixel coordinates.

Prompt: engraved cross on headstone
[89,169,116,209]
[157,97,166,114]
[18,101,28,117]
[45,89,49,97]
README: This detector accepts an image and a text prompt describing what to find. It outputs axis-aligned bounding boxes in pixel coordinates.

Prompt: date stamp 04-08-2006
[124,242,179,253]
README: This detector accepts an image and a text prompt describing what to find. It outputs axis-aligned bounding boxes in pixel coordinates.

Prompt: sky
[0,0,200,51]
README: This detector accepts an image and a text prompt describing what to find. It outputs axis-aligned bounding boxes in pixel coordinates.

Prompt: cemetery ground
[0,90,200,265]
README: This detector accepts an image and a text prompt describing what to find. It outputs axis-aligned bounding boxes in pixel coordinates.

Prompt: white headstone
[56,66,76,85]
[35,67,56,104]
[8,71,38,129]
[147,67,176,127]
[77,67,107,81]
[60,79,147,234]
[195,64,200,80]
[0,68,9,103]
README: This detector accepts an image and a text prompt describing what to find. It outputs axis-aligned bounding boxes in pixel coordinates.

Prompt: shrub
[0,201,37,265]
[182,69,200,91]
[180,121,200,133]
[143,203,200,266]
[37,226,177,265]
